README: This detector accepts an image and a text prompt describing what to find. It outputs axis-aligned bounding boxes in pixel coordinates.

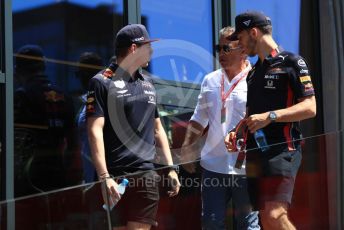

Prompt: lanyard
[233,118,248,169]
[220,70,248,109]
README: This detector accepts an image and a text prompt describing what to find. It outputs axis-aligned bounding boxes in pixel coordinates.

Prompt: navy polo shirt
[246,47,315,150]
[86,63,159,175]
[14,75,75,147]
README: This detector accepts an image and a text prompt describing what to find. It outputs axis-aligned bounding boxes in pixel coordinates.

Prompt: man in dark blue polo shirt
[14,45,79,195]
[225,11,316,230]
[87,24,180,229]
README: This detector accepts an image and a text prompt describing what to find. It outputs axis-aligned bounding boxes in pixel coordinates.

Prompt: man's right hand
[224,132,237,152]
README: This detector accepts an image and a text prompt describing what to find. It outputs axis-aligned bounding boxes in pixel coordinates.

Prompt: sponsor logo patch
[298,59,306,67]
[117,89,128,94]
[144,90,156,96]
[87,97,95,103]
[148,95,156,104]
[300,69,309,74]
[44,90,65,102]
[264,74,279,80]
[103,69,113,79]
[87,104,95,113]
[264,80,276,89]
[300,76,311,83]
[114,80,126,89]
[142,81,153,87]
[266,67,286,75]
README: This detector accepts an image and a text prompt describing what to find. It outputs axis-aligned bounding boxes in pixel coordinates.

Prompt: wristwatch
[168,165,180,174]
[269,111,277,123]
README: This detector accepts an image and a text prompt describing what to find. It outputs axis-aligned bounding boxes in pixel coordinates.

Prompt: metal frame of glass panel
[3,0,14,229]
[212,0,234,70]
[124,0,141,24]
[0,73,4,83]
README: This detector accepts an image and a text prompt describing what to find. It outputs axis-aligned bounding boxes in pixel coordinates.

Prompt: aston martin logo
[114,80,125,89]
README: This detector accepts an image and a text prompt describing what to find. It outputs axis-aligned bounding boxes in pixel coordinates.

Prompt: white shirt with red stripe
[191,63,251,174]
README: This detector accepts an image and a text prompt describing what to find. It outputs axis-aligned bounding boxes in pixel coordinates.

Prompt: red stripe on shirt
[284,84,295,151]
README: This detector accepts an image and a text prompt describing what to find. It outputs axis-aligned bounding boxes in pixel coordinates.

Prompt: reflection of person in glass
[225,11,316,230]
[13,44,78,196]
[87,24,180,229]
[75,52,103,183]
[181,27,260,230]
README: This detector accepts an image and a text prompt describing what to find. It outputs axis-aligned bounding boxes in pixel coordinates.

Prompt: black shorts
[110,170,160,227]
[245,144,302,210]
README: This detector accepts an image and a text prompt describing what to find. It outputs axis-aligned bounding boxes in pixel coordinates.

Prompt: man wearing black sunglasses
[181,27,260,229]
[215,43,242,53]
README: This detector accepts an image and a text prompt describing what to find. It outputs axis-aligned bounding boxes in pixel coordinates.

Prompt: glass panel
[0,181,111,229]
[138,10,215,228]
[177,132,341,229]
[0,132,341,229]
[141,0,214,84]
[140,0,214,147]
[13,0,123,13]
[12,0,124,198]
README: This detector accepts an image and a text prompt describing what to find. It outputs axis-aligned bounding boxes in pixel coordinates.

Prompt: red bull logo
[44,90,65,102]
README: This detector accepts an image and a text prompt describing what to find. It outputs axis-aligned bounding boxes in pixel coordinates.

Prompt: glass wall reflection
[141,0,214,84]
[4,1,338,229]
[0,132,341,229]
[140,0,213,157]
[12,0,124,198]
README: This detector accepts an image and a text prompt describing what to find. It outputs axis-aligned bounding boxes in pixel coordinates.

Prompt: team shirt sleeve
[289,55,315,99]
[154,107,159,118]
[86,77,106,118]
[145,76,160,119]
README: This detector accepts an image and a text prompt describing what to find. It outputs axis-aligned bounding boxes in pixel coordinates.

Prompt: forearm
[273,96,316,122]
[87,117,108,178]
[246,96,316,133]
[89,134,108,177]
[155,119,174,165]
[180,120,205,161]
[182,121,204,146]
[154,120,181,194]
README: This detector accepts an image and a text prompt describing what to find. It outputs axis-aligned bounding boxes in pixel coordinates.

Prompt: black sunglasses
[215,44,241,53]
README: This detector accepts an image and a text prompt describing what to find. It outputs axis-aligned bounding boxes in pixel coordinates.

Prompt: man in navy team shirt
[87,24,180,229]
[225,11,316,230]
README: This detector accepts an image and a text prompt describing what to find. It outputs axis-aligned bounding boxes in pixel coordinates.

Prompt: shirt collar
[265,45,284,64]
[107,63,144,82]
[222,60,252,83]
